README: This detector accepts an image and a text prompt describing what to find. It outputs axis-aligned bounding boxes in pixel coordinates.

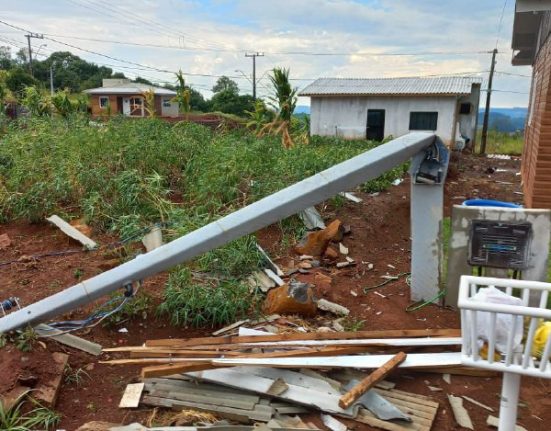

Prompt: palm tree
[173,69,191,120]
[262,67,298,148]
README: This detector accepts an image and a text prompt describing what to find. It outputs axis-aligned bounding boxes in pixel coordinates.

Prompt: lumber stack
[102,328,465,378]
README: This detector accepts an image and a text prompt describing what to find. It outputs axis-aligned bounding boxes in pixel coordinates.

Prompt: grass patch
[158,267,257,327]
[0,395,60,431]
[0,116,408,326]
[476,129,524,155]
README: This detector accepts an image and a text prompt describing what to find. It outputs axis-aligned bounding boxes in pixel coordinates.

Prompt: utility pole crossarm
[25,32,44,77]
[245,52,264,100]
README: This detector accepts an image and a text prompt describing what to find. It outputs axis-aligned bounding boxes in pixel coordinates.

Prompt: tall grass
[475,129,524,155]
[0,116,407,325]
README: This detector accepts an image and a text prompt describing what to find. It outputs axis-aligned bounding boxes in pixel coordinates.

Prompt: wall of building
[159,95,179,117]
[90,94,119,117]
[310,95,459,143]
[457,83,481,148]
[522,21,551,208]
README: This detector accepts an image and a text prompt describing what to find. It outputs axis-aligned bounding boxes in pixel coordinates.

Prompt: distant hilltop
[478,107,527,132]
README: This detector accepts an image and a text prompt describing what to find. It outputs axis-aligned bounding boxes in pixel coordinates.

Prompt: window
[459,103,472,115]
[99,96,109,109]
[162,97,171,108]
[129,97,144,116]
[409,112,438,131]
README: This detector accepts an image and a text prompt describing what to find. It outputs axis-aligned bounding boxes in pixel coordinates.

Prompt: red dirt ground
[1,152,550,430]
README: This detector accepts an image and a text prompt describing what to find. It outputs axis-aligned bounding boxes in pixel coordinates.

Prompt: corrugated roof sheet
[84,84,176,96]
[299,76,482,96]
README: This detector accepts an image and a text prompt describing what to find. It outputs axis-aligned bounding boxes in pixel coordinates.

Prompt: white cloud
[0,0,532,106]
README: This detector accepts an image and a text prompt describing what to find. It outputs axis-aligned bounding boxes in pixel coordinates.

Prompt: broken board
[46,215,97,249]
[119,383,145,408]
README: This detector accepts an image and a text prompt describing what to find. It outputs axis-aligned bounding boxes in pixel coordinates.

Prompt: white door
[122,98,130,116]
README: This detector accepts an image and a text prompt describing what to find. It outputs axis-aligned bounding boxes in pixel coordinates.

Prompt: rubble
[294,220,342,256]
[46,214,97,249]
[263,281,317,316]
[317,299,350,316]
[448,394,473,430]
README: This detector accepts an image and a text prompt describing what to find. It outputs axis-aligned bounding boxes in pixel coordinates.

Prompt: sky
[0,0,532,107]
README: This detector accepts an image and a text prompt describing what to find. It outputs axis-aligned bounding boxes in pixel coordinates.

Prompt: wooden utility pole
[245,52,264,100]
[480,48,498,155]
[25,32,44,77]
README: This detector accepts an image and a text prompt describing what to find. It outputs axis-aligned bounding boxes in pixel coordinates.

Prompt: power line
[495,0,509,49]
[494,70,531,78]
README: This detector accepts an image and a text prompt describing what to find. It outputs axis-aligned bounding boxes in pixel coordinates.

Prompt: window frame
[99,96,109,109]
[409,111,438,131]
[162,97,171,108]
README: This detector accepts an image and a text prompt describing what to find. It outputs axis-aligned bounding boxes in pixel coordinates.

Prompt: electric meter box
[468,220,532,270]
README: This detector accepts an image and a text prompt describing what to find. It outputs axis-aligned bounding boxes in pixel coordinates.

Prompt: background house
[512,0,551,208]
[84,79,178,118]
[300,76,482,146]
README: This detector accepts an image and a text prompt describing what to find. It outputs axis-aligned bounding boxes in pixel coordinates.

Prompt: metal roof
[299,76,482,96]
[84,84,176,96]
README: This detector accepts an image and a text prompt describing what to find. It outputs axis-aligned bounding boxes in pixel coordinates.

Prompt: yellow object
[532,321,551,359]
[480,342,501,361]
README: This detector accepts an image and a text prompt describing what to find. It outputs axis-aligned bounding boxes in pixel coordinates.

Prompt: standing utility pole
[245,52,264,100]
[480,48,498,155]
[25,33,44,77]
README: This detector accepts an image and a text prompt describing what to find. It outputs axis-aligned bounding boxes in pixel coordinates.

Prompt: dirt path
[2,152,550,430]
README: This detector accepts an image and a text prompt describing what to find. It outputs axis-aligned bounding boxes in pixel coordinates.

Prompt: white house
[300,76,482,146]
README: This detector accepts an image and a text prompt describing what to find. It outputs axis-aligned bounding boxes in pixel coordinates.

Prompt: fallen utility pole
[0,132,436,333]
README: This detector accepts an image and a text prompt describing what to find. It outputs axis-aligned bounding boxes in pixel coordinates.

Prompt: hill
[478,107,527,132]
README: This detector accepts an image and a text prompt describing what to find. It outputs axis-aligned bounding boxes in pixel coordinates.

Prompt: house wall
[457,83,481,148]
[90,95,119,117]
[522,22,551,208]
[159,95,179,117]
[310,95,460,144]
[89,94,176,117]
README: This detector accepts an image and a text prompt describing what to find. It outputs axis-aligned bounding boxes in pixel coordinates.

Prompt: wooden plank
[46,215,97,249]
[339,352,407,409]
[144,328,461,348]
[210,352,462,369]
[141,362,218,379]
[119,383,144,408]
[35,323,102,356]
[409,365,497,377]
[448,394,473,430]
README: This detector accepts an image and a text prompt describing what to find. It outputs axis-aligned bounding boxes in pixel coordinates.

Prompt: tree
[5,68,37,97]
[262,67,298,148]
[173,70,191,117]
[0,46,13,70]
[212,76,239,94]
[210,90,254,117]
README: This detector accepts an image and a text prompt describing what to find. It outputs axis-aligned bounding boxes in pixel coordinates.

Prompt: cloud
[0,0,532,106]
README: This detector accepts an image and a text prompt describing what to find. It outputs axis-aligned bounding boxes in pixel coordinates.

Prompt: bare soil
[1,152,550,431]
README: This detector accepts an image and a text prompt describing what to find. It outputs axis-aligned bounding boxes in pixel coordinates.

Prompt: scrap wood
[256,244,285,277]
[210,352,462,369]
[119,383,145,408]
[46,214,97,249]
[144,328,461,348]
[184,367,437,430]
[339,192,362,203]
[35,323,102,356]
[321,414,347,431]
[317,299,350,316]
[462,395,493,412]
[338,352,407,409]
[447,394,473,430]
[408,365,497,377]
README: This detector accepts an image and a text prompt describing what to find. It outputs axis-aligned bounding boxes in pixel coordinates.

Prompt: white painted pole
[498,372,521,431]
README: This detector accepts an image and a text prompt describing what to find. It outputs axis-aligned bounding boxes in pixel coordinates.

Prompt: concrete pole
[498,372,521,431]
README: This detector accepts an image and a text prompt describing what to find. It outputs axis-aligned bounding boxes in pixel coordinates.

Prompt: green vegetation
[0,116,406,326]
[0,394,60,431]
[158,267,256,327]
[64,365,91,386]
[476,129,524,155]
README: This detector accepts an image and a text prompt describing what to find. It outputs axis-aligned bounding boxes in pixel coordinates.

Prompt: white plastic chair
[458,275,551,431]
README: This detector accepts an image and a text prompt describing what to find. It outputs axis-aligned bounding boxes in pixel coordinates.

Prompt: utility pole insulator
[245,52,264,101]
[25,32,44,77]
[480,48,497,155]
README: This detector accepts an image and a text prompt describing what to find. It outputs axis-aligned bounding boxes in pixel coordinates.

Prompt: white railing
[458,275,551,431]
